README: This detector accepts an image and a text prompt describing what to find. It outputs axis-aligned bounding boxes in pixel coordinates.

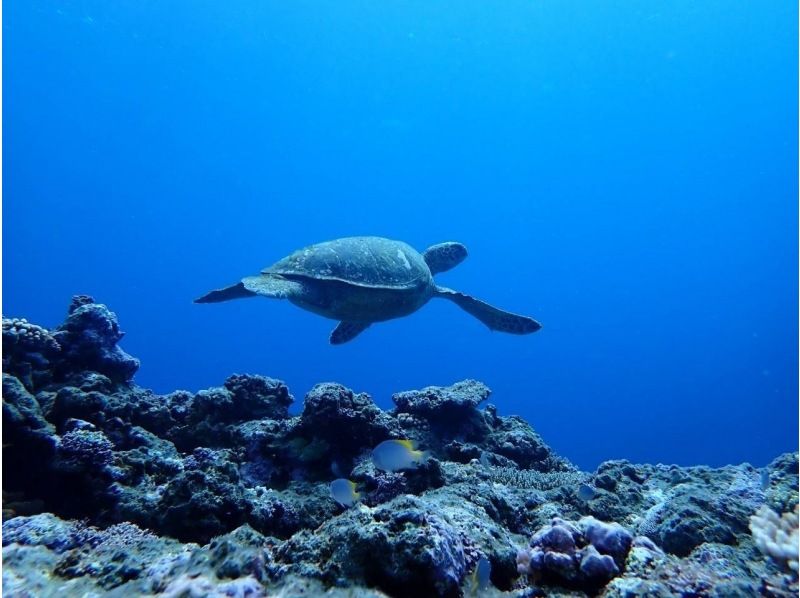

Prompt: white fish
[467,557,492,594]
[371,439,430,473]
[577,483,597,502]
[330,478,360,507]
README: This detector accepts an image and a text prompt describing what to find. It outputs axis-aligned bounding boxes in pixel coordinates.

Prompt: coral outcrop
[2,297,798,597]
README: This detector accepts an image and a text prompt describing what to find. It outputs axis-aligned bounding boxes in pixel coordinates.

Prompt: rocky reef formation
[2,297,798,597]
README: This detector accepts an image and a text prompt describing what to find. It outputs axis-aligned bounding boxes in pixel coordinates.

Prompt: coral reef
[2,297,798,597]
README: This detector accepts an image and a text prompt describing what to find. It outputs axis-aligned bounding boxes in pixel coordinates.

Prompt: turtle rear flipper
[195,275,302,303]
[195,282,256,303]
[330,321,371,344]
[434,286,541,334]
[423,242,468,275]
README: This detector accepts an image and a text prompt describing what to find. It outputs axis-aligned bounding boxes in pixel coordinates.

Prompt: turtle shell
[263,237,431,289]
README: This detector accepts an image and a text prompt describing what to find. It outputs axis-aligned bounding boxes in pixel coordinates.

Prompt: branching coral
[486,466,584,491]
[750,504,799,573]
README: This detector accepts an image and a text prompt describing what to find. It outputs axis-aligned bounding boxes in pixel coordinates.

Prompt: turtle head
[423,242,468,275]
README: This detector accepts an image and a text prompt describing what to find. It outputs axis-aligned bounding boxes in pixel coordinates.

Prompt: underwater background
[4,0,797,472]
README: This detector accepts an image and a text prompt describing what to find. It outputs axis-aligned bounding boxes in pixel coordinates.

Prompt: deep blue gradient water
[5,1,797,470]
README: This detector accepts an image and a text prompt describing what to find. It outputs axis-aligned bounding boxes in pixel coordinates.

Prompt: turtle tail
[434,286,541,334]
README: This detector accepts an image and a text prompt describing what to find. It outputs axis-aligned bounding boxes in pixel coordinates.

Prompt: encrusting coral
[516,515,636,589]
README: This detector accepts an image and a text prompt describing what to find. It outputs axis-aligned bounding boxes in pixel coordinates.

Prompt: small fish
[372,439,430,472]
[329,478,360,507]
[479,451,492,468]
[760,469,770,490]
[577,483,597,502]
[467,557,492,594]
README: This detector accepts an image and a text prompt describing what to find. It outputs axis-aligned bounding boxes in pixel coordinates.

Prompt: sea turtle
[195,236,541,344]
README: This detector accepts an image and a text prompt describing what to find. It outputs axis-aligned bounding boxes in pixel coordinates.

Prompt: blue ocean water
[4,1,797,470]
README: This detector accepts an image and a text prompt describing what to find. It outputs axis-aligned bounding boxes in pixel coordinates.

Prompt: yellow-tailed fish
[329,478,360,507]
[468,557,492,594]
[371,439,430,472]
[577,483,597,502]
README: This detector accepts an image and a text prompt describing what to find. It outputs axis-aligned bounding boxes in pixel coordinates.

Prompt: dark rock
[54,425,115,473]
[442,439,482,462]
[3,374,55,442]
[156,448,250,543]
[764,452,799,513]
[484,414,571,471]
[48,386,108,430]
[53,302,139,383]
[68,295,96,313]
[103,388,186,440]
[392,379,490,419]
[294,383,399,467]
[188,525,272,581]
[277,494,482,597]
[224,374,293,421]
[390,381,504,469]
[3,375,58,508]
[583,460,780,558]
[352,455,446,505]
[233,418,295,487]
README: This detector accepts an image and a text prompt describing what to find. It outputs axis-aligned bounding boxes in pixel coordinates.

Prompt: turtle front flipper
[434,286,541,334]
[330,321,371,344]
[423,242,468,275]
